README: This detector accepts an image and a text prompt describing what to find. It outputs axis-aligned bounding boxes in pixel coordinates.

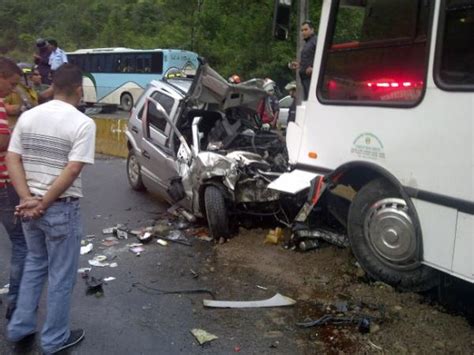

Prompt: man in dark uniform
[298,21,317,100]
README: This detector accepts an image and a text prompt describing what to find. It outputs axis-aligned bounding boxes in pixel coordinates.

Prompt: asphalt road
[0,156,225,354]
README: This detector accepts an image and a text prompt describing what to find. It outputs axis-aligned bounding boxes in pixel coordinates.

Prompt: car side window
[144,91,175,133]
[151,91,174,115]
[146,100,168,133]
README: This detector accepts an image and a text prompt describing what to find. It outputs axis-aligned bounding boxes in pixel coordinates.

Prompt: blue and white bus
[67,48,199,111]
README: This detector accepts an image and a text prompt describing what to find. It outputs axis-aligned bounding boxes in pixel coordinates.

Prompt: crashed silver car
[125,62,288,238]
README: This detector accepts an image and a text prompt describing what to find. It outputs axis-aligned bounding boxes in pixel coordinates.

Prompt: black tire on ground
[204,186,230,239]
[348,178,439,292]
[126,150,146,191]
[120,92,134,112]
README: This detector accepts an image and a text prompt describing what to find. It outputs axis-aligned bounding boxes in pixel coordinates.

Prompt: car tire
[204,186,230,239]
[120,92,133,112]
[348,178,439,291]
[127,150,146,191]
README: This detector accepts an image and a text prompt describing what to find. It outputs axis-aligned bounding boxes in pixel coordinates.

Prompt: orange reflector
[308,152,318,159]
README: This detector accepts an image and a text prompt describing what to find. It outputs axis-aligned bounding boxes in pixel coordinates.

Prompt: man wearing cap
[47,39,68,74]
[0,57,26,322]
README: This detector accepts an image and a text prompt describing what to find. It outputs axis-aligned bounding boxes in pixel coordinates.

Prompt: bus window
[318,0,432,105]
[91,54,105,72]
[121,54,135,73]
[151,52,164,74]
[436,0,474,89]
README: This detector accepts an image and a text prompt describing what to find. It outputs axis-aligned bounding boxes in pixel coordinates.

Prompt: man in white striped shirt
[7,64,95,354]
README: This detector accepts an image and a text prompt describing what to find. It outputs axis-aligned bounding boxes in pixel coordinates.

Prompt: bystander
[0,57,27,322]
[6,64,96,354]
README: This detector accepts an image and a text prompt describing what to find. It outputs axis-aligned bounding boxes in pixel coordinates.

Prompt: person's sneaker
[51,329,85,354]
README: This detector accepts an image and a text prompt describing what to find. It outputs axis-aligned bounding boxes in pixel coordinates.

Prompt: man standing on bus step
[0,57,27,323]
[47,39,68,75]
[6,64,96,354]
[291,21,317,100]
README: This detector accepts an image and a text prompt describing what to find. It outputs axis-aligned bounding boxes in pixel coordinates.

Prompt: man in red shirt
[0,57,25,321]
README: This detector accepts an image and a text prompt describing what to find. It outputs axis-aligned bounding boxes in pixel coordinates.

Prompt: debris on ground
[136,231,153,243]
[0,284,9,295]
[157,239,168,246]
[132,282,215,299]
[203,293,296,309]
[104,277,116,282]
[101,238,120,247]
[77,267,91,274]
[109,262,118,268]
[80,243,94,255]
[264,227,284,245]
[84,275,104,297]
[297,314,373,334]
[130,246,145,256]
[88,255,110,267]
[190,328,218,345]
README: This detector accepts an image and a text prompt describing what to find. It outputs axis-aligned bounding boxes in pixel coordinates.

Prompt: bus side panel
[412,199,457,272]
[452,212,474,280]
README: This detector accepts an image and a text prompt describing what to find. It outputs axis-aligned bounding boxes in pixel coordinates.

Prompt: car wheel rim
[128,155,139,184]
[364,198,418,268]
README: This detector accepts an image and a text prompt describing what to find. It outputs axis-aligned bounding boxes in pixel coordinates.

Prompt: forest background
[0,0,323,89]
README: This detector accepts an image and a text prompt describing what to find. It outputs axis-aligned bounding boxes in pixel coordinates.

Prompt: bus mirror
[273,0,292,40]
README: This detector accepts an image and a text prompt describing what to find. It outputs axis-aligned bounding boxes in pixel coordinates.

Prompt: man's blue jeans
[0,184,27,310]
[7,199,82,353]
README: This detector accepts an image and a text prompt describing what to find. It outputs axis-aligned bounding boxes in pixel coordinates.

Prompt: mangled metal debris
[203,293,296,309]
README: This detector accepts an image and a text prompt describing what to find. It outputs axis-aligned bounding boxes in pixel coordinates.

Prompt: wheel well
[326,162,415,228]
[127,140,132,151]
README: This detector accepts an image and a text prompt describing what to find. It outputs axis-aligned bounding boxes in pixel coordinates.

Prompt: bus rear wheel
[348,178,439,291]
[120,92,134,112]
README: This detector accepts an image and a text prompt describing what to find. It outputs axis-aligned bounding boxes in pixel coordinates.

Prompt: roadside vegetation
[0,0,323,87]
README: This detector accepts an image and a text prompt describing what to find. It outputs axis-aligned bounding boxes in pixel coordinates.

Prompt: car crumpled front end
[181,149,283,217]
[172,60,289,230]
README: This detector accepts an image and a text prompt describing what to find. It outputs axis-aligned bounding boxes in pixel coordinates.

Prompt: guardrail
[93,117,128,158]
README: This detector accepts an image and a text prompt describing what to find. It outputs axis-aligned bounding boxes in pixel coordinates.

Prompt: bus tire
[127,150,145,191]
[348,178,439,291]
[120,92,134,112]
[204,186,230,240]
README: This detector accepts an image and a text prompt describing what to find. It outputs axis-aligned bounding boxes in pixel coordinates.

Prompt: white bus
[67,48,199,111]
[271,0,473,290]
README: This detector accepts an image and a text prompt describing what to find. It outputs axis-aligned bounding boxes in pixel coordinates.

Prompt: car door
[140,86,182,200]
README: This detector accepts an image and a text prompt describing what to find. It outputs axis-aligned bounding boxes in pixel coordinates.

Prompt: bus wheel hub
[364,198,417,265]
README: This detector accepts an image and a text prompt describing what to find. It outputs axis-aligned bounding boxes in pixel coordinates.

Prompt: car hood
[187,62,266,111]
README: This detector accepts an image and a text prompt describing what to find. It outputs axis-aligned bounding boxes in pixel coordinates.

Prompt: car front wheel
[204,185,230,240]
